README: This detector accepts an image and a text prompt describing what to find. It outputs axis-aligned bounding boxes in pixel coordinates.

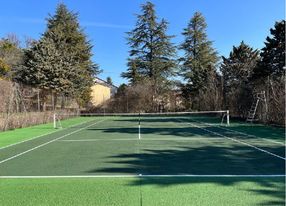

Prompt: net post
[138,112,141,140]
[226,110,230,126]
[53,113,56,129]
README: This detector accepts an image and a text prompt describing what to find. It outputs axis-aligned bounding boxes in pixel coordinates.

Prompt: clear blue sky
[0,0,284,86]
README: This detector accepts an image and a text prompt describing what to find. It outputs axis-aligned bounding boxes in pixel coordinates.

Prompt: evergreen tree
[180,12,218,90]
[222,42,259,89]
[121,59,141,84]
[45,4,99,96]
[16,4,99,107]
[180,12,219,109]
[221,41,259,116]
[253,20,285,78]
[122,2,176,91]
[20,38,73,91]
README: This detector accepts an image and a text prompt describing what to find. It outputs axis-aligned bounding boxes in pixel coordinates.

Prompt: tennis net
[53,110,230,129]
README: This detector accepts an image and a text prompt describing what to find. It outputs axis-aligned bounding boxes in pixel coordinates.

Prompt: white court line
[204,122,285,146]
[58,137,225,142]
[0,119,106,165]
[141,174,286,177]
[0,118,97,151]
[187,122,286,160]
[59,138,139,142]
[0,174,284,179]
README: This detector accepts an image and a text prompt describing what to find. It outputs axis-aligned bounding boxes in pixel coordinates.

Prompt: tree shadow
[85,117,285,205]
[113,116,221,124]
[87,126,224,138]
[88,144,285,175]
[85,137,285,205]
[87,123,285,157]
[136,176,285,206]
[112,116,285,142]
[228,123,285,142]
[87,142,285,205]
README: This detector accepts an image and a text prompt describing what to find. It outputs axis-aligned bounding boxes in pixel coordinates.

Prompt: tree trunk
[3,86,14,131]
[37,89,41,112]
[61,94,65,109]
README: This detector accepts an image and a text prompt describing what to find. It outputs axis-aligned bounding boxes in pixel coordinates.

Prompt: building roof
[94,77,118,89]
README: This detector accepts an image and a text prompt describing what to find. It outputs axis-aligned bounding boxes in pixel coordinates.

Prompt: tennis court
[0,112,285,205]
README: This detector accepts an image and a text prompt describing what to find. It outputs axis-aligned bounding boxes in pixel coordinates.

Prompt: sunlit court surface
[0,0,284,205]
[0,113,285,205]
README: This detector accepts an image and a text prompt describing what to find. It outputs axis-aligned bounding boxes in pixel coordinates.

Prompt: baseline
[0,174,284,179]
[58,137,225,142]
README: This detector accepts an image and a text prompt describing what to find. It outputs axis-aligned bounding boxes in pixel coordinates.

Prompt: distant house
[90,77,118,106]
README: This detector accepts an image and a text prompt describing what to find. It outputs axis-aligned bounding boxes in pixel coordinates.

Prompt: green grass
[0,177,284,206]
[0,117,95,148]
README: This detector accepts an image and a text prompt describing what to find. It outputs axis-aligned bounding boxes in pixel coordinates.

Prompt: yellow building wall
[90,84,111,106]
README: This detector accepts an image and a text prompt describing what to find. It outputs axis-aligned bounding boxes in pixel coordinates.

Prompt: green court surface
[0,114,285,205]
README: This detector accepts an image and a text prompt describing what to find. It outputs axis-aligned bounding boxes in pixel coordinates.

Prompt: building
[90,77,118,106]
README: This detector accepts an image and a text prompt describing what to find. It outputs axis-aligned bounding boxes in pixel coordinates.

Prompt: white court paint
[58,137,225,142]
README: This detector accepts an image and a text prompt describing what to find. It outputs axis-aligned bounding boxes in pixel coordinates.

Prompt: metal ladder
[246,91,266,122]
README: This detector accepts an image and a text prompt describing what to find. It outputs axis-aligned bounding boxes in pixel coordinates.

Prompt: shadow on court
[112,117,285,142]
[86,115,286,206]
[137,177,285,206]
[87,124,285,158]
[226,123,284,142]
[86,139,285,205]
[87,126,221,138]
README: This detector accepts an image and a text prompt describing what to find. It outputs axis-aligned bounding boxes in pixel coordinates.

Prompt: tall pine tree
[121,1,177,109]
[253,20,285,78]
[180,12,219,110]
[17,4,99,108]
